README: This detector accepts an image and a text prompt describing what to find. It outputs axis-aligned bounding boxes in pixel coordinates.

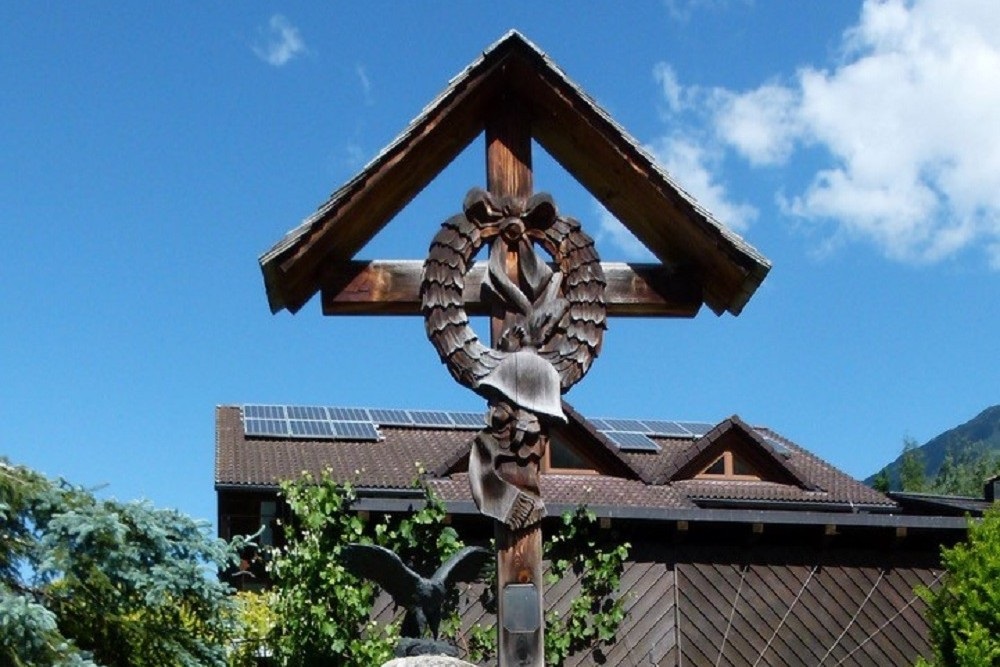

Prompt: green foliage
[871,468,891,493]
[544,507,630,666]
[227,590,278,667]
[265,475,630,666]
[918,506,1000,666]
[867,406,1000,490]
[873,437,999,496]
[900,437,928,492]
[267,471,476,665]
[0,459,242,667]
[434,506,631,667]
[929,443,999,497]
[266,473,398,666]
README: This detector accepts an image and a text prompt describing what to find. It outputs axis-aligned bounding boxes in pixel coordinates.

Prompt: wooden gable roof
[659,416,814,489]
[259,31,770,317]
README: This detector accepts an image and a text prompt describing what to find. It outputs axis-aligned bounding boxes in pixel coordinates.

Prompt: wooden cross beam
[319,260,703,317]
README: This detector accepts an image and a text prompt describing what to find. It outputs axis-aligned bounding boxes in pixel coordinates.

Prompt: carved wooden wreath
[420,188,607,410]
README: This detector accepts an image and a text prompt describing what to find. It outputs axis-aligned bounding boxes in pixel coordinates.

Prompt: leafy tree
[930,443,998,497]
[227,590,278,667]
[900,437,928,492]
[0,459,243,667]
[871,468,890,493]
[918,506,1000,666]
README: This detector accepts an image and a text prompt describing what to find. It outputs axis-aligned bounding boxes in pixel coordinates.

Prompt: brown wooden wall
[374,541,941,666]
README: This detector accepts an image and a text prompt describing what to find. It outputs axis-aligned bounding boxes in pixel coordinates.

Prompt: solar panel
[328,407,370,422]
[676,422,714,436]
[287,406,328,420]
[640,420,691,437]
[244,404,286,420]
[448,411,485,428]
[289,419,334,437]
[368,408,414,426]
[332,421,381,440]
[604,431,662,452]
[409,410,454,427]
[601,419,651,433]
[244,418,288,437]
[761,434,791,457]
[589,418,611,431]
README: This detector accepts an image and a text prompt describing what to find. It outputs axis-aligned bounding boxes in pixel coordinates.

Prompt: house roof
[215,403,894,515]
[259,30,770,317]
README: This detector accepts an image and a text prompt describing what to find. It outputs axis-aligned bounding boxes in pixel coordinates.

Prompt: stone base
[394,638,460,657]
[381,656,478,667]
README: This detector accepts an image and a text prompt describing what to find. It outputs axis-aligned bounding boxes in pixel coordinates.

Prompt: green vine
[252,474,629,666]
[544,506,630,665]
[457,506,631,666]
[265,473,399,666]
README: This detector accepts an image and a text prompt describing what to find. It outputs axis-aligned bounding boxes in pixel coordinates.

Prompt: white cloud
[594,113,757,257]
[710,0,1000,266]
[594,204,657,262]
[664,0,751,22]
[344,141,366,171]
[355,64,373,105]
[253,15,305,67]
[713,84,802,166]
[648,136,757,233]
[653,63,685,113]
[644,56,762,257]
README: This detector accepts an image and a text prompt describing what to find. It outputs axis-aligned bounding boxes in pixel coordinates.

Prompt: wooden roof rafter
[260,30,770,317]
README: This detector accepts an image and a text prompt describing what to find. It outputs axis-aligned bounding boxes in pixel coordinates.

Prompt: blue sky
[3,1,998,527]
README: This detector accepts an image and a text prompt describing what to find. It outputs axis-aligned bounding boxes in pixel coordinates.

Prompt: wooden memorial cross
[258,31,770,666]
[486,99,545,665]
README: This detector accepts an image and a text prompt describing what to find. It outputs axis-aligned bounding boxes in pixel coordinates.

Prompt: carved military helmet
[478,349,566,422]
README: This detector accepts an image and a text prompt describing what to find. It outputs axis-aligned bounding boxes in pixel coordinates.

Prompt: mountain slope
[866,405,1000,490]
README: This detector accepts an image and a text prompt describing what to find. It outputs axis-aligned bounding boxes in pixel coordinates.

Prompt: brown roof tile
[215,405,894,511]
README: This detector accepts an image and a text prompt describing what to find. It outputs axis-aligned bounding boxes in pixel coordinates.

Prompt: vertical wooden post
[486,97,545,667]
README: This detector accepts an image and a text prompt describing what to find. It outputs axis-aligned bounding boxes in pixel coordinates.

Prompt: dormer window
[543,435,597,474]
[696,450,762,481]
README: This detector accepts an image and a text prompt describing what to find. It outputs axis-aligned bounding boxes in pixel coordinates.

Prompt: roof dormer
[664,416,814,489]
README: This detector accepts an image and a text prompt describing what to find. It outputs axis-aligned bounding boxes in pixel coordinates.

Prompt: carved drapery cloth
[420,188,607,529]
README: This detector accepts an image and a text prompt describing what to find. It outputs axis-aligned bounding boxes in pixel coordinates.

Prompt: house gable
[661,416,814,489]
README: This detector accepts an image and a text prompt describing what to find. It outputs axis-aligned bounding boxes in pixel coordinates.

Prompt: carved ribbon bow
[463,189,570,353]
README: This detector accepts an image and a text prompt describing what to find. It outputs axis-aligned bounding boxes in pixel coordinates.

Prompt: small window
[704,457,726,475]
[732,454,756,477]
[697,451,761,480]
[543,436,596,474]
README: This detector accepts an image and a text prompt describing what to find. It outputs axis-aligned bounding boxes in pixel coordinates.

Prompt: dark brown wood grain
[321,260,702,316]
[485,99,546,667]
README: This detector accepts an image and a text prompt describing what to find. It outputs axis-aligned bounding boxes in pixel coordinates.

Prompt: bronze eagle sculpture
[340,544,491,639]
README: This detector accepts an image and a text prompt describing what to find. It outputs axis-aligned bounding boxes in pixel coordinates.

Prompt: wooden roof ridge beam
[320,259,702,317]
